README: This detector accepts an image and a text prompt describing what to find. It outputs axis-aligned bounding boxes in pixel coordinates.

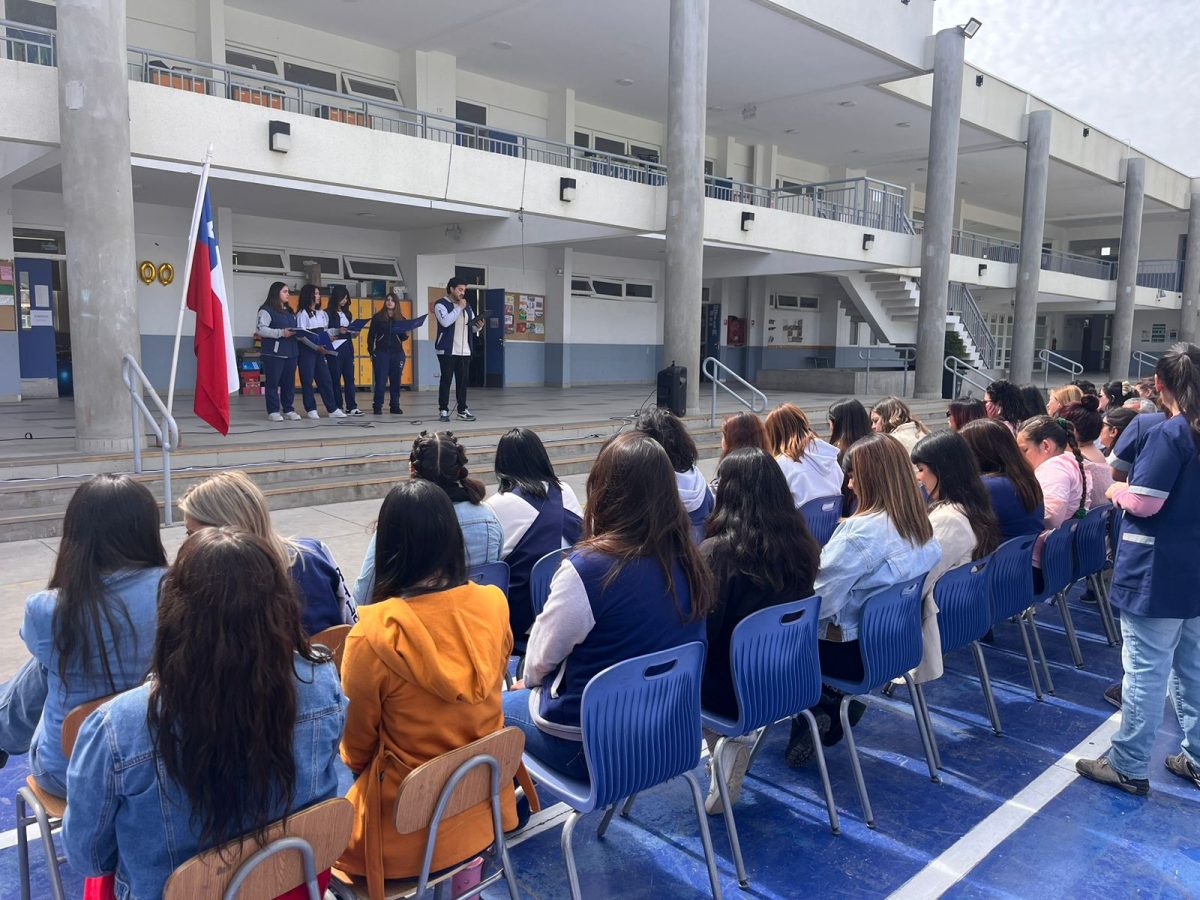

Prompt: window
[342,74,399,103]
[232,247,287,274]
[573,276,655,302]
[630,144,659,164]
[13,228,64,255]
[344,256,402,279]
[283,61,337,92]
[571,278,593,296]
[704,160,714,176]
[625,282,654,300]
[6,0,55,29]
[573,131,590,149]
[594,136,626,157]
[592,279,623,298]
[456,101,487,125]
[225,45,279,75]
[289,253,342,278]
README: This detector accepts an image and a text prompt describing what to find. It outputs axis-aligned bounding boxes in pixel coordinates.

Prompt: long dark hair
[296,284,321,316]
[960,418,1044,514]
[327,284,351,314]
[947,397,986,431]
[828,398,871,459]
[410,431,486,504]
[583,432,714,621]
[261,281,289,312]
[373,480,466,603]
[1021,385,1050,419]
[911,432,1000,558]
[495,427,561,500]
[704,448,819,595]
[634,407,699,473]
[49,475,166,689]
[985,379,1026,426]
[1156,342,1200,449]
[148,528,326,853]
[843,434,933,546]
[1020,415,1089,520]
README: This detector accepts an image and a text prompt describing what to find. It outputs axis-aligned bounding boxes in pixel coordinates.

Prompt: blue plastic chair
[934,554,1002,736]
[700,597,838,887]
[520,643,722,900]
[987,534,1047,700]
[469,560,510,594]
[1073,504,1119,645]
[529,549,567,623]
[822,574,937,828]
[1033,521,1084,671]
[799,494,843,546]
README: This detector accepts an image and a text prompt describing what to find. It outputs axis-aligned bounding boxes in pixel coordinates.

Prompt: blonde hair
[178,471,296,568]
[872,397,928,437]
[764,403,816,461]
[1049,384,1082,409]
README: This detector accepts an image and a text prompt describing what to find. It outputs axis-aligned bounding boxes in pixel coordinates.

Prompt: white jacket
[776,439,844,509]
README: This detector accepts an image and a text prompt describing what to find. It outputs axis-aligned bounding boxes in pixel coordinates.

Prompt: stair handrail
[1037,348,1084,389]
[947,282,997,368]
[121,354,180,526]
[1132,350,1161,378]
[943,355,991,399]
[857,346,916,397]
[703,357,768,427]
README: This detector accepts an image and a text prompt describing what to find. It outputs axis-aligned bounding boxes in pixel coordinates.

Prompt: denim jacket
[352,499,503,605]
[63,656,345,900]
[813,511,941,641]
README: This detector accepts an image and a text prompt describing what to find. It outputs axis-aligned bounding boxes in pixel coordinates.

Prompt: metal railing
[1132,350,1161,378]
[1037,348,1084,389]
[703,357,768,427]
[950,229,1021,264]
[703,174,772,207]
[858,347,915,396]
[121,354,180,526]
[1041,248,1117,281]
[943,356,991,399]
[947,282,997,368]
[773,177,912,233]
[1136,259,1183,293]
[0,19,54,66]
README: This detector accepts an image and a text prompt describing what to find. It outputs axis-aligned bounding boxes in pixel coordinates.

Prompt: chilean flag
[186,191,238,435]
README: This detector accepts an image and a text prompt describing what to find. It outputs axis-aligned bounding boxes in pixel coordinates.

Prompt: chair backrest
[989,534,1037,620]
[798,494,843,546]
[162,797,354,900]
[579,642,706,810]
[1035,522,1075,603]
[1073,503,1112,579]
[857,574,928,691]
[469,560,511,594]
[934,554,993,655]
[726,597,824,732]
[310,624,352,673]
[528,549,566,621]
[63,693,120,759]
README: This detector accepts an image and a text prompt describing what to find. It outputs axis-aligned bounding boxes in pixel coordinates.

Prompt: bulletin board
[505,291,545,342]
[0,259,15,332]
[765,311,812,347]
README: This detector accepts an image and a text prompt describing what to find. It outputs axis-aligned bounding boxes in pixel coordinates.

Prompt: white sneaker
[267,412,284,422]
[348,408,363,417]
[705,734,755,815]
[307,410,321,419]
[283,411,302,421]
[331,408,347,418]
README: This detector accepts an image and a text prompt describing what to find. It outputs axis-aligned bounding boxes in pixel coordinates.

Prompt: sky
[932,0,1200,177]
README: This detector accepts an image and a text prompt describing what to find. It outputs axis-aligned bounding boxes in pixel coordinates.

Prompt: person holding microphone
[434,277,483,422]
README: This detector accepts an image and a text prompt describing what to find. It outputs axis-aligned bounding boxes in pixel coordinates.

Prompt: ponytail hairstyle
[297,284,321,316]
[1100,380,1132,409]
[1020,415,1089,519]
[1155,342,1200,450]
[1059,394,1102,444]
[410,431,486,504]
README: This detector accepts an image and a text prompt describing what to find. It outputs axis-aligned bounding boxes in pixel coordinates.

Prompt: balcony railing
[950,228,1020,264]
[1136,259,1182,293]
[1041,248,1117,281]
[773,178,913,233]
[1,18,55,66]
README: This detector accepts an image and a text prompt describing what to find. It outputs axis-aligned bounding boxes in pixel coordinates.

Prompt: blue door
[16,258,58,384]
[484,288,506,389]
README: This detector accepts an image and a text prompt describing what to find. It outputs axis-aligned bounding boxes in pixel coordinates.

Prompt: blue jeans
[262,354,296,415]
[0,658,49,755]
[1109,611,1200,779]
[502,689,588,780]
[298,346,338,413]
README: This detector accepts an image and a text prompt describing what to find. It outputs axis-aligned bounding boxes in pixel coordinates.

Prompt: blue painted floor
[2,594,1196,899]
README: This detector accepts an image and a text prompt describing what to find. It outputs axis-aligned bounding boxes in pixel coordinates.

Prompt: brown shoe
[1165,753,1200,790]
[1076,757,1149,796]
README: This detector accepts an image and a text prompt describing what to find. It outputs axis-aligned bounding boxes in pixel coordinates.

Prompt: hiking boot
[1103,682,1122,709]
[1164,753,1200,790]
[1076,757,1149,796]
[786,710,831,768]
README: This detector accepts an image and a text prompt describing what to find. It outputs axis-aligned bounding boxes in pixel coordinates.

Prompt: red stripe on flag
[186,238,231,435]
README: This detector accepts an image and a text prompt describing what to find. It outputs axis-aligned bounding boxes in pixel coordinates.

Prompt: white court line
[888,710,1122,900]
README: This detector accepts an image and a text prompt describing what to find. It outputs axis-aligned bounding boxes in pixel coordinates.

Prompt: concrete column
[1180,178,1200,344]
[58,0,139,451]
[1109,158,1145,380]
[547,89,576,146]
[544,246,573,387]
[1010,109,1051,383]
[663,0,709,413]
[914,27,966,398]
[195,0,225,69]
[752,144,777,188]
[0,184,18,403]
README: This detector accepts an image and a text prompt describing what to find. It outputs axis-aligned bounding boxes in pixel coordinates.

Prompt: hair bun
[1079,394,1099,412]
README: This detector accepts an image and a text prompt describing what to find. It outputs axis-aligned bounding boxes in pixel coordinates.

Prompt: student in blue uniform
[325,285,363,416]
[255,281,300,422]
[960,418,1045,541]
[366,292,411,415]
[295,284,344,420]
[1077,343,1200,796]
[635,407,715,542]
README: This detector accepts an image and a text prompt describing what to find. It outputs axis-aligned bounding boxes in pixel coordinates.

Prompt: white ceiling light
[491,40,513,50]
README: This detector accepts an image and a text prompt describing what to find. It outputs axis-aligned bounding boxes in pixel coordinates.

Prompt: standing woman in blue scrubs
[1077,343,1200,796]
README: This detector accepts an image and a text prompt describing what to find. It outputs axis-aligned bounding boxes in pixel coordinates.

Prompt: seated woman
[766,403,844,509]
[785,433,941,767]
[700,447,819,812]
[484,427,584,639]
[1099,380,1132,412]
[946,397,986,432]
[1017,416,1093,532]
[0,475,165,796]
[635,407,714,542]
[828,398,872,462]
[1047,384,1082,417]
[338,480,527,896]
[984,379,1028,434]
[179,471,357,635]
[63,528,344,899]
[504,431,714,779]
[910,432,1000,683]
[709,411,769,493]
[353,431,503,604]
[870,397,930,453]
[1100,406,1137,458]
[1059,395,1113,506]
[960,418,1046,542]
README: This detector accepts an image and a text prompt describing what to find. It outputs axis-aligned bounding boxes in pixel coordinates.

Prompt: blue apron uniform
[506,485,582,638]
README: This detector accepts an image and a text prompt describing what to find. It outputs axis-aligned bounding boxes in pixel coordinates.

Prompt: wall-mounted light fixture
[741,211,755,232]
[978,263,988,277]
[959,17,982,38]
[1082,127,1091,138]
[268,120,291,153]
[862,233,875,251]
[559,176,576,202]
[975,74,984,87]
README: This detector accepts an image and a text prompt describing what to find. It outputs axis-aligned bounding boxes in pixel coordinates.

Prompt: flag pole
[166,144,215,418]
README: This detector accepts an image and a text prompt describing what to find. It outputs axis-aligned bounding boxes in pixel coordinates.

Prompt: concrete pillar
[58,0,139,451]
[1180,178,1200,344]
[1010,109,1051,382]
[544,246,573,387]
[0,184,18,403]
[414,51,456,117]
[547,89,576,146]
[1109,158,1145,380]
[914,27,966,398]
[195,0,225,70]
[663,0,709,413]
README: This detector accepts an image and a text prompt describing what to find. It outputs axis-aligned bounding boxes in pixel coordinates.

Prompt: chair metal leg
[799,709,840,835]
[620,794,637,818]
[1013,611,1044,700]
[16,791,31,900]
[560,810,585,900]
[1090,574,1120,646]
[912,680,942,771]
[16,787,66,900]
[745,724,769,773]
[969,640,1003,736]
[681,771,724,900]
[903,675,941,781]
[1055,593,1085,668]
[839,695,875,828]
[709,737,748,888]
[596,803,619,839]
[1025,607,1056,695]
[504,670,514,690]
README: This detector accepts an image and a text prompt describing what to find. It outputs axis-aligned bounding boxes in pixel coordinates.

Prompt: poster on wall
[504,291,546,341]
[1151,323,1166,343]
[765,312,809,347]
